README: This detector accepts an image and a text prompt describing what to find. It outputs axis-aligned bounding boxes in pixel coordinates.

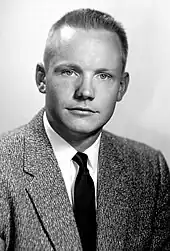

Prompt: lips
[69,107,95,112]
[67,106,97,114]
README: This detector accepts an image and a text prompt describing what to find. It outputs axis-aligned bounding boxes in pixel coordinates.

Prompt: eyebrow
[54,63,116,73]
[54,63,82,72]
[95,68,114,73]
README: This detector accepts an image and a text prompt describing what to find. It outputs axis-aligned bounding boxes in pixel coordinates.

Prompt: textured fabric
[73,152,96,250]
[0,108,170,250]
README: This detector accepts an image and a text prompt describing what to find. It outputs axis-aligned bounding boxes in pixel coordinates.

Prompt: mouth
[67,107,96,115]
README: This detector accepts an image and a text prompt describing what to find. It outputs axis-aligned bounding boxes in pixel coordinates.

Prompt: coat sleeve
[150,151,170,251]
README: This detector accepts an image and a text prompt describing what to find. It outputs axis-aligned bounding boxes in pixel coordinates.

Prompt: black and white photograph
[0,0,170,250]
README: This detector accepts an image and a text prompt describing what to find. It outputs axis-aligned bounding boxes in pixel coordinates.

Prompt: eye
[61,69,76,77]
[98,73,112,80]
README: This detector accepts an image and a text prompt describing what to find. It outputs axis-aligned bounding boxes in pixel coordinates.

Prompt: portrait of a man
[0,7,170,251]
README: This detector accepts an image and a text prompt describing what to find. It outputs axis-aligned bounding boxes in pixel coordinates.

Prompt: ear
[116,72,129,102]
[35,63,47,94]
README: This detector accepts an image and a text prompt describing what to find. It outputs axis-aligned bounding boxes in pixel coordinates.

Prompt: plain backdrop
[0,0,170,166]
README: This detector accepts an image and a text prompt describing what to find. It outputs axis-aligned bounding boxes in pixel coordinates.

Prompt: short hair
[43,8,128,72]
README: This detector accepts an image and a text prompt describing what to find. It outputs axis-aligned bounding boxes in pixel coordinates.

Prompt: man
[0,8,170,251]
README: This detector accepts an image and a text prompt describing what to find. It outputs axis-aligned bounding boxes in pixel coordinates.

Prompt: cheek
[96,87,119,119]
[97,84,119,105]
[47,78,74,101]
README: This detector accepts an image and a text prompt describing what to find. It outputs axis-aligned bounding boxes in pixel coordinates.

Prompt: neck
[64,131,101,152]
[46,111,102,152]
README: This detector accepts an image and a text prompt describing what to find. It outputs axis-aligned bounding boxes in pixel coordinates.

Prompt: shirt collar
[43,111,101,171]
[43,112,77,164]
[84,134,101,173]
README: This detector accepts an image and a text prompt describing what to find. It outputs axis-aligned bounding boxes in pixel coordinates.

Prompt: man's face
[38,27,129,137]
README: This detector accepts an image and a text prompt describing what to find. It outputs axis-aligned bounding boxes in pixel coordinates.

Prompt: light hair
[43,8,128,72]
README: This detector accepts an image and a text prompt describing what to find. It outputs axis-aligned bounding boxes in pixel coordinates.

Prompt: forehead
[49,26,122,70]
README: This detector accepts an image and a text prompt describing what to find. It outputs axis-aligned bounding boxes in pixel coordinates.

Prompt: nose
[74,75,95,100]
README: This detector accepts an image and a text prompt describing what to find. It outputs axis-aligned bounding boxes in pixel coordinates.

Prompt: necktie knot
[73,152,88,174]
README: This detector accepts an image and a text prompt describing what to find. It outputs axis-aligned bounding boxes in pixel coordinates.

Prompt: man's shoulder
[0,126,27,180]
[101,130,160,159]
[101,130,168,177]
[0,125,27,165]
[0,108,45,151]
[0,125,26,148]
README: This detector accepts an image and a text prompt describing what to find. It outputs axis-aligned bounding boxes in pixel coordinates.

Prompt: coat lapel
[23,109,82,250]
[97,132,137,250]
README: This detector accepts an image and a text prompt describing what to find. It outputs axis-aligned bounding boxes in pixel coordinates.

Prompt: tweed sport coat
[0,109,170,251]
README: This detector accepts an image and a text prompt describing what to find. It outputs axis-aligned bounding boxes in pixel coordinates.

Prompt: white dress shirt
[43,112,101,205]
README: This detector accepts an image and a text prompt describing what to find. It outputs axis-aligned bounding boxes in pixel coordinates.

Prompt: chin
[68,123,102,136]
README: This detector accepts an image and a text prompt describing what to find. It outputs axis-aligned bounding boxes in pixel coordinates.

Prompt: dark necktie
[73,152,96,251]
